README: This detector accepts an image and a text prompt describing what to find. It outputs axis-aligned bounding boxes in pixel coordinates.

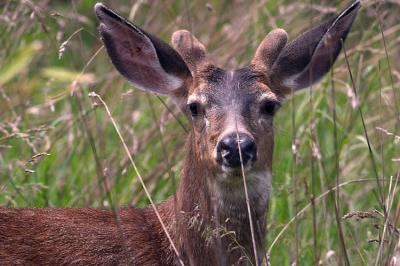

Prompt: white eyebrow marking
[259,92,278,102]
[187,93,206,105]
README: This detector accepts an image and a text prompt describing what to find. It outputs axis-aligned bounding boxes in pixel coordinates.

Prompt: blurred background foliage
[0,0,399,264]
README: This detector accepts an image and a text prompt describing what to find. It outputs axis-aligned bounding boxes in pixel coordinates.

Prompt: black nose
[217,133,257,168]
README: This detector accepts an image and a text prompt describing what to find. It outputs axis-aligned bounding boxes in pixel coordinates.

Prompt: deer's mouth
[220,163,253,175]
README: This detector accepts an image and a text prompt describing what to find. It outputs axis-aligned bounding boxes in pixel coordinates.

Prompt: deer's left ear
[267,0,360,92]
[95,3,191,99]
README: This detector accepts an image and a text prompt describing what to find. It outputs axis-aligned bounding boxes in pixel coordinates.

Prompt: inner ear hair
[95,3,191,98]
[269,0,361,92]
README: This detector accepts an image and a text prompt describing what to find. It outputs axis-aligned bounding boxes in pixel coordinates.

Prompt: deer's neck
[170,131,271,265]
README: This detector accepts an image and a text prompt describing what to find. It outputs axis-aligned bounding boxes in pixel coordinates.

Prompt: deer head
[95,0,359,184]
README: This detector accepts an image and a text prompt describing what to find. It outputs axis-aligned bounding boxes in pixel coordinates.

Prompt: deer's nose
[217,133,257,168]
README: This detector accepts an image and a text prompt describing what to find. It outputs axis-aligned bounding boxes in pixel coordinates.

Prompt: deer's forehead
[188,67,276,106]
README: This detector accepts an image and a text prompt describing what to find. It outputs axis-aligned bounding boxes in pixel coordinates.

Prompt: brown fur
[0,131,263,265]
[0,206,174,265]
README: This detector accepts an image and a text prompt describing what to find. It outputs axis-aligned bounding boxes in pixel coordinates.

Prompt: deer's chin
[215,166,270,188]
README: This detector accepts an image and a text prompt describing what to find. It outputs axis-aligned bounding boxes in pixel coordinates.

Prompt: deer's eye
[188,102,202,117]
[260,100,281,116]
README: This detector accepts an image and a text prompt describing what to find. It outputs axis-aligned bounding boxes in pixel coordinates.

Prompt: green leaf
[41,67,95,84]
[0,42,42,86]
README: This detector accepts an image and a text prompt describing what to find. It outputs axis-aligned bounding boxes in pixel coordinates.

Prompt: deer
[0,1,360,265]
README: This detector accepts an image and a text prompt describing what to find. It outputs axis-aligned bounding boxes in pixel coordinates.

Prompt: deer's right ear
[95,3,191,98]
[267,0,360,93]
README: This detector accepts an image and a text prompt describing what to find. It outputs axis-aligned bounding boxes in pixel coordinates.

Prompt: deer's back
[0,207,173,265]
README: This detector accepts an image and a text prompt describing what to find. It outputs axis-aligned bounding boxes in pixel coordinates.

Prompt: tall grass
[0,0,399,264]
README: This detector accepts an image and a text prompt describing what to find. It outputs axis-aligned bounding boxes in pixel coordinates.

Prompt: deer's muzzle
[216,133,257,169]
